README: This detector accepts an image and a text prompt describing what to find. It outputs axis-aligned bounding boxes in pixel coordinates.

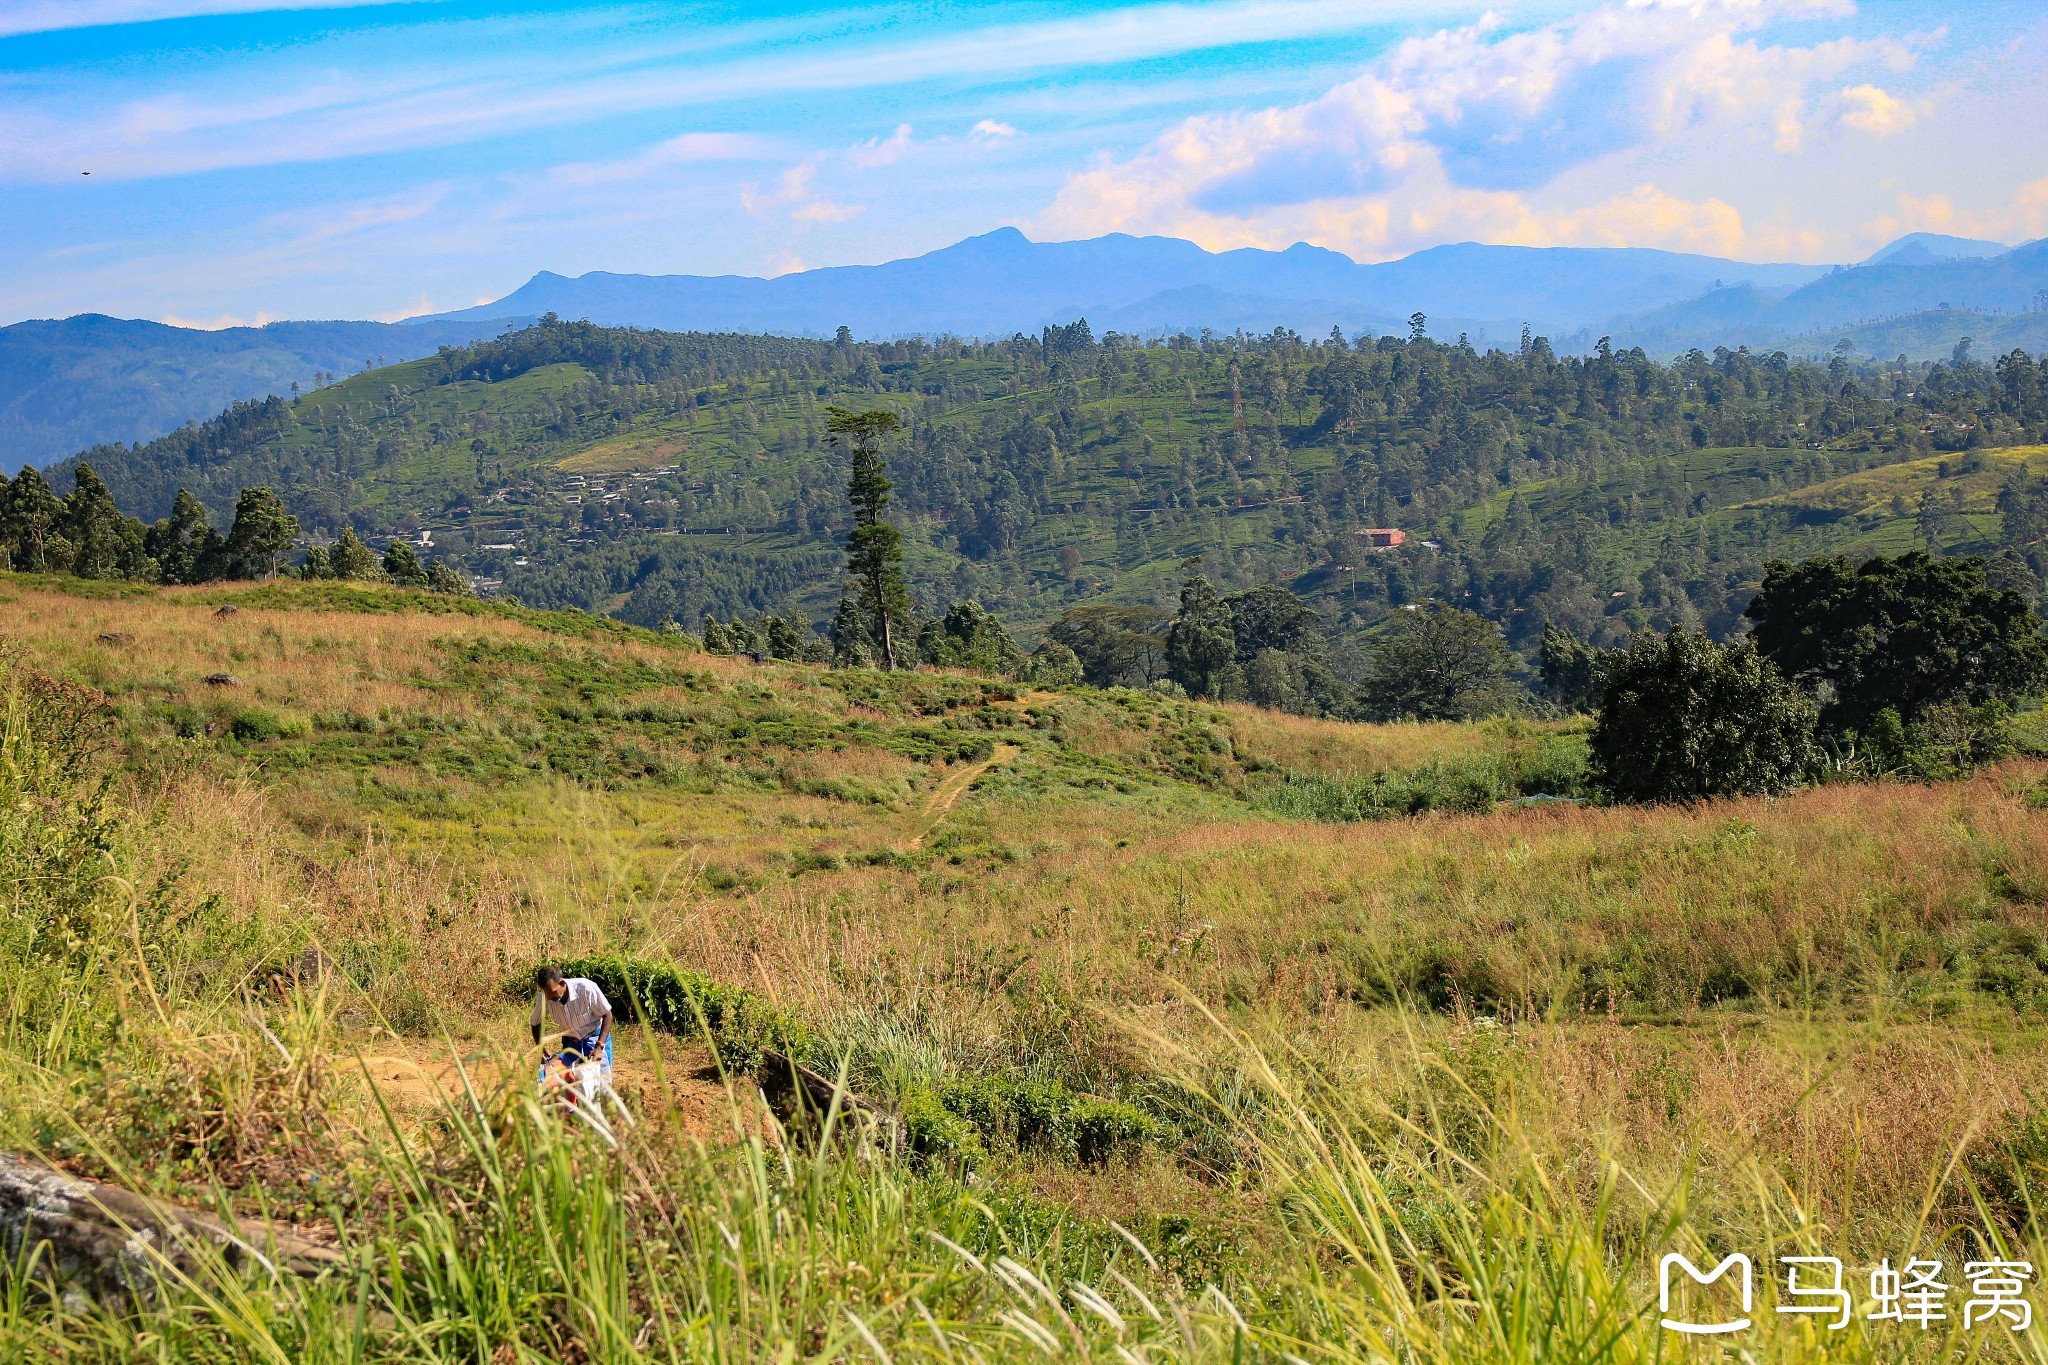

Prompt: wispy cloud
[0,0,427,39]
[0,0,1465,181]
[741,161,863,226]
[546,132,771,187]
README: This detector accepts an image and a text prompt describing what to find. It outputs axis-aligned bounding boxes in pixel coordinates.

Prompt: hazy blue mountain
[425,227,1829,340]
[1771,304,2048,362]
[0,314,523,471]
[1585,237,2048,357]
[1861,232,2009,265]
[15,229,2048,473]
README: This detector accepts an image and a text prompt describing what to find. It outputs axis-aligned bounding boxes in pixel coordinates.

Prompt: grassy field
[6,574,2048,1361]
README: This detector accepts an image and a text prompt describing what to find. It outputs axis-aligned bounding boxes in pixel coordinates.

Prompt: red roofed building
[1359,528,1407,549]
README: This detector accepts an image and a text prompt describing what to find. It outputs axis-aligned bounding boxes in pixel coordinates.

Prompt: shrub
[1590,630,1819,803]
[230,706,313,742]
[543,955,811,1068]
[921,1074,1168,1165]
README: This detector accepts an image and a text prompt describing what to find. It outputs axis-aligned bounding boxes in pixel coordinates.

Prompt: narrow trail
[910,742,1020,846]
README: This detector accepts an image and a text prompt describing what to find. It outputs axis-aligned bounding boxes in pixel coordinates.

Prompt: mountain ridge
[8,229,2047,472]
[417,227,1832,340]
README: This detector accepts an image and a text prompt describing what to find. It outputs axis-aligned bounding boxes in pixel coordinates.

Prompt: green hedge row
[906,1074,1169,1166]
[532,955,1167,1166]
[547,954,812,1069]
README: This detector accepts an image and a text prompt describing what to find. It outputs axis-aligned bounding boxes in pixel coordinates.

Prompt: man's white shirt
[531,977,611,1040]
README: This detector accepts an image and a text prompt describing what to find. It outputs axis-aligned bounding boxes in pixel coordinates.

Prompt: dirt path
[332,1038,772,1143]
[911,742,1019,845]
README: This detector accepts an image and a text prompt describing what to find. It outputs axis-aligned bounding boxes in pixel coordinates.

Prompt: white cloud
[741,162,863,227]
[1036,0,1943,261]
[1863,177,2048,246]
[157,308,279,329]
[970,119,1021,141]
[1835,83,1919,136]
[849,124,916,170]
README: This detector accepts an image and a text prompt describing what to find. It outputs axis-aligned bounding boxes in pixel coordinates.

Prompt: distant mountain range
[5,227,2047,471]
[0,314,521,472]
[422,227,1833,345]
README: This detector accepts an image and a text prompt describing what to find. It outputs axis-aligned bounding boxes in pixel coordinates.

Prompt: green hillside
[8,574,2048,1359]
[57,316,2048,648]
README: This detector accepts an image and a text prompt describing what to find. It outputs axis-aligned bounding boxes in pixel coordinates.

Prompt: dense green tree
[226,486,299,580]
[1538,621,1606,712]
[725,616,763,656]
[1744,551,2048,734]
[382,539,429,587]
[3,467,64,573]
[1223,585,1322,659]
[425,560,472,596]
[1045,605,1171,686]
[761,611,828,662]
[1356,604,1516,721]
[828,406,910,669]
[63,465,138,580]
[300,545,332,579]
[828,594,875,667]
[1025,639,1084,687]
[1165,576,1238,698]
[1590,630,1819,802]
[1999,471,2048,562]
[918,601,1023,676]
[147,489,226,584]
[330,527,380,580]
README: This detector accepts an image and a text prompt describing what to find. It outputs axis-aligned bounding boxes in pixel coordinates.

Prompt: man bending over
[531,965,613,1067]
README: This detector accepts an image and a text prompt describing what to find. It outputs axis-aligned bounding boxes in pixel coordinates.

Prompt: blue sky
[3,0,2045,326]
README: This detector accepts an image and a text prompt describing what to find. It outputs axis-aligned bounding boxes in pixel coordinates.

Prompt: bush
[918,1074,1168,1165]
[542,955,811,1068]
[230,706,312,742]
[1860,700,2017,779]
[1590,630,1819,803]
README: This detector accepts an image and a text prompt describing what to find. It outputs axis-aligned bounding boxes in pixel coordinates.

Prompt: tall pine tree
[827,406,910,669]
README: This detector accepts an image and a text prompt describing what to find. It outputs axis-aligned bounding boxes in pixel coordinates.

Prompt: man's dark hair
[536,965,565,989]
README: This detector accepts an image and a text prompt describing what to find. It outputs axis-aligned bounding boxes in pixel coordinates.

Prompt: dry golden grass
[1223,702,1559,774]
[20,575,2048,1250]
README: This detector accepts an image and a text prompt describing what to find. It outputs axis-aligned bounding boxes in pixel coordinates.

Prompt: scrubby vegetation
[4,573,2048,1361]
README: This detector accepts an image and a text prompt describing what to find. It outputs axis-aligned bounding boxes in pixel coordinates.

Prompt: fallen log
[0,1152,341,1299]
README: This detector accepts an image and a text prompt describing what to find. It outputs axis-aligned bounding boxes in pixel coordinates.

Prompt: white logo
[1660,1253,1753,1335]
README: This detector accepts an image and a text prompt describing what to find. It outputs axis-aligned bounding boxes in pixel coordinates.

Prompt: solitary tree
[1356,604,1516,721]
[1590,630,1819,803]
[827,406,910,668]
[1165,576,1237,698]
[227,487,299,580]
